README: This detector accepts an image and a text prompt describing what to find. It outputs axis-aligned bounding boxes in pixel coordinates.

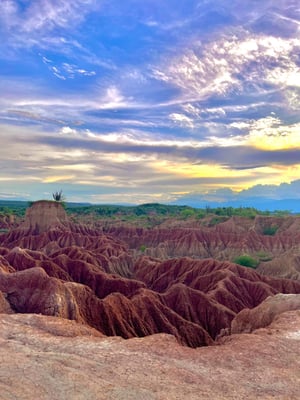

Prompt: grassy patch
[262,225,279,236]
[233,254,259,269]
[208,216,230,226]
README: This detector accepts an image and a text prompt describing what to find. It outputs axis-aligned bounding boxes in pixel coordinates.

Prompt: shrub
[262,225,278,236]
[140,245,147,253]
[233,254,259,269]
[52,190,65,202]
[180,208,196,219]
[208,216,229,226]
[196,210,206,219]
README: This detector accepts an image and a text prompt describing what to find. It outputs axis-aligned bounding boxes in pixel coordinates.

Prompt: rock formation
[106,223,300,261]
[1,201,300,347]
[21,200,68,233]
[0,309,300,399]
[231,293,300,334]
[104,215,300,280]
[257,253,300,280]
[1,203,300,398]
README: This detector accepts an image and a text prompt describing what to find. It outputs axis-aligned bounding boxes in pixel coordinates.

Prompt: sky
[0,0,300,205]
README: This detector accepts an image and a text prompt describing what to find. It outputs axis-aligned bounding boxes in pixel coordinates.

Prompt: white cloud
[230,122,250,130]
[98,86,129,109]
[0,1,94,52]
[0,0,19,29]
[247,117,300,150]
[42,56,52,64]
[229,115,300,150]
[169,113,195,128]
[0,0,100,60]
[152,33,300,102]
[45,61,96,80]
[21,0,97,33]
[60,126,77,135]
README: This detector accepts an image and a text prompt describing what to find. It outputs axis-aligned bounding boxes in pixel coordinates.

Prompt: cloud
[1,111,300,203]
[0,76,139,130]
[0,0,101,64]
[169,113,195,128]
[247,117,300,150]
[239,179,300,199]
[173,178,300,209]
[59,126,77,135]
[2,0,97,33]
[46,60,96,80]
[152,33,300,104]
[0,0,19,31]
[1,0,300,203]
[25,126,300,171]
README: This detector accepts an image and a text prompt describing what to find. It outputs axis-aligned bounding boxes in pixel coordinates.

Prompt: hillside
[0,201,300,345]
[1,200,300,398]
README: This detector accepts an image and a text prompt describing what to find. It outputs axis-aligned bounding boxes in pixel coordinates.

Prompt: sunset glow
[1,1,300,205]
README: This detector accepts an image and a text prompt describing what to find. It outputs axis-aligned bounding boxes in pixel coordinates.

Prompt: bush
[140,245,147,253]
[208,216,229,226]
[196,210,206,219]
[233,254,259,269]
[180,208,196,219]
[262,225,278,236]
[52,190,65,202]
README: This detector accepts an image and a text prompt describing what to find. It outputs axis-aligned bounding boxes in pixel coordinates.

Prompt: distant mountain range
[172,179,300,212]
[1,179,300,213]
[172,197,300,213]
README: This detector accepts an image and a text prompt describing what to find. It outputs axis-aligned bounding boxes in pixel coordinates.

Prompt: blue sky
[0,0,300,204]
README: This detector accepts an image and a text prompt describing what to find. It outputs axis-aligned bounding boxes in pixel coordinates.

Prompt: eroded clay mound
[21,200,68,233]
[1,247,300,347]
[1,201,300,348]
[1,310,300,400]
[0,213,20,230]
[257,253,300,280]
[231,293,300,334]
[105,216,300,279]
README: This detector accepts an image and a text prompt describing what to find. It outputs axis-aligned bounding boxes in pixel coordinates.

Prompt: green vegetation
[66,204,285,219]
[52,190,65,202]
[208,216,230,226]
[180,208,197,219]
[0,201,28,217]
[140,245,147,253]
[233,254,259,269]
[195,209,206,219]
[66,203,197,218]
[262,225,279,236]
[0,200,295,226]
[211,206,259,219]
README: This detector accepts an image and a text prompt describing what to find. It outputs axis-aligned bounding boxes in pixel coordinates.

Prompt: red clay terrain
[103,214,300,280]
[0,301,300,399]
[1,201,300,348]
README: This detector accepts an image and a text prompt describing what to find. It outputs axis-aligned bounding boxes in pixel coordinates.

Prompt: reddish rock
[0,266,82,320]
[1,201,300,347]
[257,253,300,280]
[0,291,14,313]
[64,283,213,347]
[231,293,300,334]
[105,217,300,279]
[0,310,300,399]
[21,200,68,233]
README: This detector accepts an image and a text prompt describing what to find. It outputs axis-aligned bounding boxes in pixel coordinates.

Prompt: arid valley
[2,0,300,398]
[0,200,300,399]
